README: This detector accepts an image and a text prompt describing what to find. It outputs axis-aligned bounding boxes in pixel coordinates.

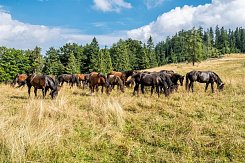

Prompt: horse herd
[11,70,225,99]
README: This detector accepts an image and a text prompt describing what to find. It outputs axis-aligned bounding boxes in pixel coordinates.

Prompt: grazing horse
[167,73,185,91]
[107,70,135,85]
[107,75,125,93]
[18,74,60,99]
[185,70,224,93]
[158,71,175,93]
[12,74,28,87]
[130,72,169,97]
[89,72,111,95]
[57,74,80,87]
[75,74,90,89]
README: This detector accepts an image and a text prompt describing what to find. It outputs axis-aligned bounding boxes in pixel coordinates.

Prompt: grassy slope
[0,54,245,162]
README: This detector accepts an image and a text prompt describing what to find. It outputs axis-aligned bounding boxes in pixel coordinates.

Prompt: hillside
[0,54,244,162]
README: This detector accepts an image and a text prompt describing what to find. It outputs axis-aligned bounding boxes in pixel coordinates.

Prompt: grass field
[0,54,245,162]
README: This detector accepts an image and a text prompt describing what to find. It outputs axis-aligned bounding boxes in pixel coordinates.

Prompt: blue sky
[1,0,210,34]
[0,0,245,52]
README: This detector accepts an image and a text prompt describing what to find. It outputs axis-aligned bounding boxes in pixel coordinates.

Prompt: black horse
[167,73,185,91]
[18,74,60,99]
[57,74,80,88]
[130,72,169,97]
[185,70,224,93]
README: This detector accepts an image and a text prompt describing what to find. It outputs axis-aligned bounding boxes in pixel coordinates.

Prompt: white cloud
[127,0,245,43]
[1,0,245,53]
[145,0,164,9]
[0,10,125,53]
[93,0,132,12]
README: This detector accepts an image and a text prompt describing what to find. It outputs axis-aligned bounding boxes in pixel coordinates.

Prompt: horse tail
[185,73,189,90]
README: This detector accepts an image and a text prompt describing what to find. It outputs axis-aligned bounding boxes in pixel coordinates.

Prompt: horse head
[218,83,225,91]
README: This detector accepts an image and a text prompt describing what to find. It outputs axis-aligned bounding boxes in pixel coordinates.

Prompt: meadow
[0,54,244,162]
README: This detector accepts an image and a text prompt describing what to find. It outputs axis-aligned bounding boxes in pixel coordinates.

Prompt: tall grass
[0,54,244,162]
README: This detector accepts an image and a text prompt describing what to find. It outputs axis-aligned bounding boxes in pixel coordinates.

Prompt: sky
[0,0,245,53]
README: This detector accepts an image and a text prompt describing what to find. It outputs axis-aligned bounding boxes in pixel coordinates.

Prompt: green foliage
[66,52,80,74]
[1,26,245,82]
[147,36,158,68]
[43,47,64,75]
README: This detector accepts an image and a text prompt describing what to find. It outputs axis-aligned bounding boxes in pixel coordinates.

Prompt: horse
[18,74,60,99]
[107,70,135,85]
[89,72,111,95]
[166,73,185,91]
[107,75,125,93]
[57,74,80,88]
[130,72,169,97]
[185,70,224,93]
[158,71,176,93]
[75,74,90,89]
[12,74,28,87]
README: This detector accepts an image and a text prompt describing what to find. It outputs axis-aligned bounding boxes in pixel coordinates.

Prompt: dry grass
[0,54,245,162]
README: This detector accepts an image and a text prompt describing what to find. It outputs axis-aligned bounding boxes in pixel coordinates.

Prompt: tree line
[0,26,245,82]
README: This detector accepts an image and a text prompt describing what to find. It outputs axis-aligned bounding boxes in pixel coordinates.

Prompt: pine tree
[29,46,44,73]
[147,36,158,68]
[43,47,64,75]
[66,52,79,74]
[137,43,150,69]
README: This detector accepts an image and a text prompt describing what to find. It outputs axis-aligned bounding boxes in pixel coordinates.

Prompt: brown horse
[107,75,124,93]
[12,74,28,87]
[107,70,135,85]
[89,72,111,95]
[75,73,90,89]
[18,74,60,99]
[57,74,80,88]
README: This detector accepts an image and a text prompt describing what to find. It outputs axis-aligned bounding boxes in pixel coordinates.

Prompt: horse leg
[96,85,99,92]
[151,85,154,96]
[34,87,38,97]
[101,86,104,94]
[45,88,49,96]
[133,84,139,96]
[28,86,31,98]
[141,84,145,94]
[205,83,209,92]
[211,82,214,93]
[191,82,194,92]
[42,88,45,99]
[163,81,169,97]
[156,85,160,98]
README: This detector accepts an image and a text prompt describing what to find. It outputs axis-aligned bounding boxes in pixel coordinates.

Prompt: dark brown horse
[185,70,224,93]
[130,72,169,97]
[18,74,60,99]
[107,70,135,85]
[89,72,111,95]
[107,75,125,93]
[12,74,28,87]
[57,74,80,88]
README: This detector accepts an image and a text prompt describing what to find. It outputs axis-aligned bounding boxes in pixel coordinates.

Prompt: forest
[0,26,245,82]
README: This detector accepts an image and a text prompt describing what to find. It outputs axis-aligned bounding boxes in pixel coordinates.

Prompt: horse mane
[212,71,223,84]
